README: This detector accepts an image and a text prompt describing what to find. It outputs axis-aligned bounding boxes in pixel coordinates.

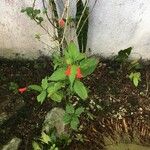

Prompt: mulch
[0,57,149,150]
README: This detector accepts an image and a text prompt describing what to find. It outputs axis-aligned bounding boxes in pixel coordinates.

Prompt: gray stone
[2,137,21,150]
[42,107,66,136]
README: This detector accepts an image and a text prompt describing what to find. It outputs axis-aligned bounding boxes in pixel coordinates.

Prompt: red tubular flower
[65,65,71,76]
[18,87,27,94]
[58,18,65,28]
[76,67,83,79]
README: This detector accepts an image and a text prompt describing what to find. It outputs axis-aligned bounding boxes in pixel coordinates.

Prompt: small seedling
[63,104,84,130]
[32,131,59,150]
[115,47,132,63]
[129,72,141,87]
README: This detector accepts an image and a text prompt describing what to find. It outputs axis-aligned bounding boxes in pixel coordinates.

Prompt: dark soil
[0,57,149,150]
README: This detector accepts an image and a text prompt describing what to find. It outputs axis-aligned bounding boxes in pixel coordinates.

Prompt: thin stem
[33,18,55,40]
[77,0,98,38]
[32,0,56,40]
[60,0,70,47]
[37,37,56,50]
[145,71,149,96]
[76,0,88,30]
[32,0,36,8]
[42,0,58,28]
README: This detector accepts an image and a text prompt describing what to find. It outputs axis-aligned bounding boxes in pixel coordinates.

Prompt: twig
[33,18,54,38]
[32,0,55,40]
[60,0,70,47]
[145,71,149,96]
[32,0,36,8]
[42,0,58,28]
[77,0,98,37]
[37,37,58,51]
[76,0,88,30]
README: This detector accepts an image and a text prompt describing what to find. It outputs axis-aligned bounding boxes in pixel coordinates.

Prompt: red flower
[65,65,71,76]
[58,18,65,28]
[18,87,27,94]
[76,67,83,79]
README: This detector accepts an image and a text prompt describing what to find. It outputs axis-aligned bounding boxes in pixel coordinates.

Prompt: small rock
[2,137,21,150]
[42,107,66,136]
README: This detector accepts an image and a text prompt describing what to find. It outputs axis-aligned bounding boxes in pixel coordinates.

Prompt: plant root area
[0,57,149,150]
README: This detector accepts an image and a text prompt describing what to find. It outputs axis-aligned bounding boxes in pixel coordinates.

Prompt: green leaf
[47,82,64,97]
[70,116,79,130]
[50,144,58,150]
[37,91,47,104]
[28,85,42,92]
[63,113,71,124]
[64,49,70,60]
[69,65,77,88]
[47,82,55,96]
[66,58,73,65]
[129,72,134,80]
[121,47,132,55]
[52,52,64,69]
[66,104,75,114]
[133,77,139,87]
[41,132,51,144]
[50,92,63,102]
[75,107,85,117]
[129,72,141,87]
[115,47,132,63]
[54,82,65,91]
[67,42,80,61]
[75,53,86,61]
[80,58,99,77]
[41,77,48,90]
[74,80,88,100]
[47,88,55,96]
[32,141,41,150]
[36,16,43,24]
[48,68,66,81]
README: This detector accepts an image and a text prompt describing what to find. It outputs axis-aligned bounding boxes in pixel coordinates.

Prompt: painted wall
[87,0,150,59]
[0,0,56,59]
[0,0,150,59]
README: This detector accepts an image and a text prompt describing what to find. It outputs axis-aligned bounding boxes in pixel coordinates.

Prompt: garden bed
[0,57,149,150]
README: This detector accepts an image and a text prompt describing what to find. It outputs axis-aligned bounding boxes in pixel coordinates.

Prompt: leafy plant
[26,42,98,150]
[21,7,44,24]
[129,72,141,87]
[32,132,58,150]
[21,1,97,148]
[111,47,142,87]
[63,104,84,130]
[128,60,142,87]
[109,47,132,74]
[29,42,99,104]
[114,47,132,63]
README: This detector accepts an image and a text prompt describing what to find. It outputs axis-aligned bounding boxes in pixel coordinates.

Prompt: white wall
[0,0,150,59]
[88,0,150,59]
[0,0,56,59]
